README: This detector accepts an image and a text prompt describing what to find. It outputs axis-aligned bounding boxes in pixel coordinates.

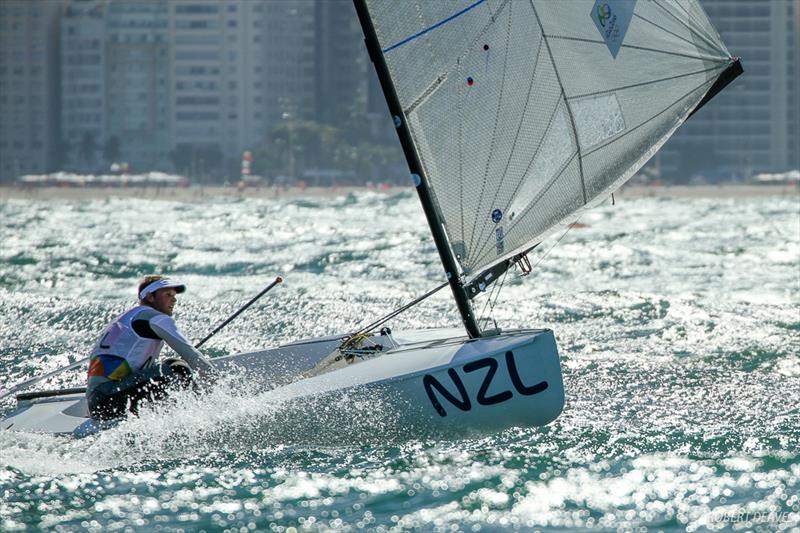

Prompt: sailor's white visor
[139,279,186,300]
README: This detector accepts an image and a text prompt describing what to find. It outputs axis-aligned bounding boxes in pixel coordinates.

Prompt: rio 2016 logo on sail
[590,0,637,56]
[597,3,619,39]
[596,3,612,27]
[422,350,548,417]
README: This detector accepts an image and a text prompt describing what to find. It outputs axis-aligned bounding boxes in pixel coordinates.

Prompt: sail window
[571,93,626,150]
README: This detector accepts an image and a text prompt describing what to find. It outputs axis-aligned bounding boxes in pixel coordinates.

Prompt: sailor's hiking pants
[87,359,193,420]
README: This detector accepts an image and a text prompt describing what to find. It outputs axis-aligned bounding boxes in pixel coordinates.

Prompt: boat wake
[0,372,411,476]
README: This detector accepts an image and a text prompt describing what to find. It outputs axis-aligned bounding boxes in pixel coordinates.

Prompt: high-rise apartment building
[105,0,170,171]
[0,0,62,182]
[262,1,315,128]
[314,0,368,127]
[61,0,171,173]
[61,0,106,172]
[659,0,799,179]
[169,0,242,172]
[792,0,799,169]
[168,0,316,175]
[1,0,368,181]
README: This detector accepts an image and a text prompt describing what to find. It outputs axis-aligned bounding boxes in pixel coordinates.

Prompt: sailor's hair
[138,275,165,299]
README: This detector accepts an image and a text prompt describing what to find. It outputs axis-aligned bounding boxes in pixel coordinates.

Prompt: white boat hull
[0,328,564,438]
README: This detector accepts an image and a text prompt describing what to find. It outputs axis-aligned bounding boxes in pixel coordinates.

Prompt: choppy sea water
[0,191,798,532]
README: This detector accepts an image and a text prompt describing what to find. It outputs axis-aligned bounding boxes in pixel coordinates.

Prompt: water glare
[1,192,798,531]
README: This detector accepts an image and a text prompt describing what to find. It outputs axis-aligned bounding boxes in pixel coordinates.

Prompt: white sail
[364,0,736,279]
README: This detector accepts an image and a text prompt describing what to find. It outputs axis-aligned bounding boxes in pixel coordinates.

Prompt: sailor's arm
[149,314,216,377]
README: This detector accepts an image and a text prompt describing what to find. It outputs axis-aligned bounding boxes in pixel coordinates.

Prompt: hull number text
[422,350,548,417]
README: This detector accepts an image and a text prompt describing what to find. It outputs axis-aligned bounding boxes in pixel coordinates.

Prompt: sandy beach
[0,182,797,201]
[0,184,378,201]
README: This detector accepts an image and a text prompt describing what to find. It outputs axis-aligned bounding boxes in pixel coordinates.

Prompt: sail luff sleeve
[353,0,482,339]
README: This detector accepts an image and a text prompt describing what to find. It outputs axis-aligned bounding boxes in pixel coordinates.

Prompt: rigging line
[530,2,588,204]
[465,1,515,262]
[477,261,502,323]
[568,64,723,100]
[529,217,582,273]
[488,261,511,326]
[582,74,718,158]
[468,151,579,270]
[350,281,449,337]
[653,0,723,57]
[464,30,545,265]
[633,12,719,58]
[382,0,488,53]
[477,279,495,325]
[479,259,511,326]
[544,35,729,64]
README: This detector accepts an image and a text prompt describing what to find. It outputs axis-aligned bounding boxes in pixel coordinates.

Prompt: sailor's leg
[87,382,127,420]
[89,362,195,419]
[125,361,197,414]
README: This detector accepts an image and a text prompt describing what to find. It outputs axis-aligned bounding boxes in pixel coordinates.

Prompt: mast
[353,0,482,338]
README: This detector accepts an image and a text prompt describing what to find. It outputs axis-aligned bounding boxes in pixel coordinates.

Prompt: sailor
[86,275,216,420]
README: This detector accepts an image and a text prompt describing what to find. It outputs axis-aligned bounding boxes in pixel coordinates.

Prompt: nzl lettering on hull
[423,350,548,417]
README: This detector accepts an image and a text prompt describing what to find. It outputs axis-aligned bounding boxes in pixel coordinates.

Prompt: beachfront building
[657,0,800,181]
[0,1,62,183]
[61,0,106,174]
[262,1,316,128]
[105,0,171,173]
[314,1,368,127]
[168,0,318,178]
[61,0,172,175]
[169,0,242,177]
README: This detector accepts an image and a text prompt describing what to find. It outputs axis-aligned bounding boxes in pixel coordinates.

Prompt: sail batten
[360,0,741,287]
[651,0,726,56]
[545,35,731,64]
[632,12,720,57]
[569,64,724,101]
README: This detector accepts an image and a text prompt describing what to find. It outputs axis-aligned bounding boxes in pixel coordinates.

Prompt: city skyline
[1,0,798,184]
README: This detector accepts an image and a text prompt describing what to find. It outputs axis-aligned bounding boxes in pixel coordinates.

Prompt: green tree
[251,111,404,185]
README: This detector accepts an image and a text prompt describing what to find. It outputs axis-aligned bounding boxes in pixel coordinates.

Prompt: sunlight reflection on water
[0,192,798,531]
